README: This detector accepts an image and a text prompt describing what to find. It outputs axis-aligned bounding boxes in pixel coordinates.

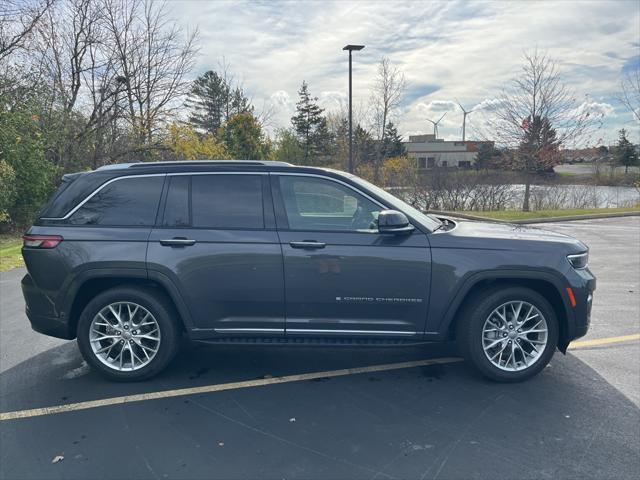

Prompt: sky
[168,0,640,145]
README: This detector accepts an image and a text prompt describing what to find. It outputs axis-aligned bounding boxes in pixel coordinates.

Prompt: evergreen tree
[354,125,376,166]
[186,71,229,135]
[381,122,405,158]
[272,128,304,164]
[291,81,330,164]
[221,112,270,160]
[614,129,638,174]
[186,71,253,136]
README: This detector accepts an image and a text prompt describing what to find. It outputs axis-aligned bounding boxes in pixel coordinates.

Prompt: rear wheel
[77,287,180,381]
[456,287,559,382]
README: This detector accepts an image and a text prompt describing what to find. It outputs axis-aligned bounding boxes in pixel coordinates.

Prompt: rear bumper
[22,274,74,340]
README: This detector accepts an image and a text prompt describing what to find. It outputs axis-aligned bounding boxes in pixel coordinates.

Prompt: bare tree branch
[620,65,640,123]
[0,0,54,60]
[370,56,405,182]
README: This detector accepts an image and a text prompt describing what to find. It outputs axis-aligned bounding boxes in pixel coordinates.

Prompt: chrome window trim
[272,172,388,210]
[41,171,269,220]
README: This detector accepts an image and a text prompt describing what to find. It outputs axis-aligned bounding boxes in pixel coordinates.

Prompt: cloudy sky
[168,0,640,145]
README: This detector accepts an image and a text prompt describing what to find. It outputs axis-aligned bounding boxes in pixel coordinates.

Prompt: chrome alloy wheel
[482,301,548,372]
[89,302,161,371]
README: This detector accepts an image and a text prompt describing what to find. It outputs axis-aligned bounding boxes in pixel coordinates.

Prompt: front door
[147,173,285,336]
[272,174,431,338]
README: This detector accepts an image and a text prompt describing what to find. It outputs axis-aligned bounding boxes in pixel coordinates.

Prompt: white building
[404,134,490,169]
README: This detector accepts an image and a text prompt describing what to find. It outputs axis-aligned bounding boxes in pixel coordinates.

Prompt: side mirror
[377,210,414,234]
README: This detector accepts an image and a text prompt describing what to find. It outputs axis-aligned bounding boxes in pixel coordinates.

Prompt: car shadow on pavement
[1,340,639,480]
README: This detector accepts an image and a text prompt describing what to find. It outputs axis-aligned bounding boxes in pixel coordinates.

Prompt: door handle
[160,238,196,247]
[289,241,326,249]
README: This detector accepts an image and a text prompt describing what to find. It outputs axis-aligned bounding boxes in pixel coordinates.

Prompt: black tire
[456,286,559,382]
[77,286,181,381]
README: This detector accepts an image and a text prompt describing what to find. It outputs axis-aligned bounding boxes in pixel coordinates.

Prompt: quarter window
[191,175,264,229]
[69,176,164,226]
[277,176,380,232]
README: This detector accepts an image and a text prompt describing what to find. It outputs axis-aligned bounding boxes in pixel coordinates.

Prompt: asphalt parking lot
[1,216,639,480]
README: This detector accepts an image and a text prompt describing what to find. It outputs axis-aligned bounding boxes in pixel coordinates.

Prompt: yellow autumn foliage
[164,123,230,160]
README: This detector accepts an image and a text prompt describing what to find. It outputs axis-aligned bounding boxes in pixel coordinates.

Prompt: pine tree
[186,71,229,135]
[291,81,330,164]
[186,71,253,137]
[614,129,638,174]
[381,122,405,158]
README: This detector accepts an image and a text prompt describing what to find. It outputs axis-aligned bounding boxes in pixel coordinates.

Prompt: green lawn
[0,235,24,272]
[458,206,640,221]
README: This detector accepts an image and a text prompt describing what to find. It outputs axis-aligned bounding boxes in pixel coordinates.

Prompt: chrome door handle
[160,238,196,247]
[289,241,326,249]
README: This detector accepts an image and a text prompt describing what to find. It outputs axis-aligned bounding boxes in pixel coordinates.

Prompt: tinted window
[69,176,164,226]
[192,175,263,229]
[278,176,380,231]
[162,176,190,227]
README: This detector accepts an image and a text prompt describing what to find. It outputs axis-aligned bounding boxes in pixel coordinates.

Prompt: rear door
[272,173,431,338]
[146,173,285,336]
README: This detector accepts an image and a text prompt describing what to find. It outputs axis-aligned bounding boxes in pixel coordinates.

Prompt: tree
[185,69,253,136]
[271,128,304,164]
[221,112,270,160]
[381,122,405,158]
[291,81,331,164]
[0,159,16,223]
[0,106,57,227]
[614,129,638,174]
[518,115,561,173]
[475,142,496,171]
[163,123,229,160]
[620,66,639,123]
[0,0,54,60]
[186,71,229,135]
[370,57,406,182]
[101,0,198,148]
[487,50,601,211]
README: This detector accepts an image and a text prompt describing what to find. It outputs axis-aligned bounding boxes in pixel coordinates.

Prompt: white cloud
[169,0,640,143]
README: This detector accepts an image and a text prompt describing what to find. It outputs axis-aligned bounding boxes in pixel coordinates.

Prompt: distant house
[404,134,492,169]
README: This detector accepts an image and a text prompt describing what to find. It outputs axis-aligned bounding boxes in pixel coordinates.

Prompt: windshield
[339,172,442,231]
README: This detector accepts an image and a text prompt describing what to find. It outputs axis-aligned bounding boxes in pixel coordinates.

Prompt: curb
[427,210,640,225]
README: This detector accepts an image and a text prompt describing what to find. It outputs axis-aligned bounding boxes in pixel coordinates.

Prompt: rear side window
[69,176,164,226]
[191,175,264,229]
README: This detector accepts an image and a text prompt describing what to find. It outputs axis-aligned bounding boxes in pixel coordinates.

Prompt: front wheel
[456,287,559,382]
[77,286,180,381]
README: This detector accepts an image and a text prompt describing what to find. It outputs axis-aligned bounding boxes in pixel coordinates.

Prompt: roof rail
[126,160,292,168]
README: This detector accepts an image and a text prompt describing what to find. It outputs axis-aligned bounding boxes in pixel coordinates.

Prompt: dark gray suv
[21,161,595,382]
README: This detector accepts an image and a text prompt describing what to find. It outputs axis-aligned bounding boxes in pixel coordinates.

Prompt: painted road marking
[1,333,638,422]
[0,357,462,421]
[568,333,640,349]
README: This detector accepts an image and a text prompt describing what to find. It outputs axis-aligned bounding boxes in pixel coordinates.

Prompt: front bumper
[561,267,596,348]
[22,274,74,340]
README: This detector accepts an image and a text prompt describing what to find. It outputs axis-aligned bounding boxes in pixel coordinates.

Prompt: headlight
[567,252,588,269]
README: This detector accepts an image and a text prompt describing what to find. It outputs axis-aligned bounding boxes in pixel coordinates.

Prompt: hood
[430,219,587,253]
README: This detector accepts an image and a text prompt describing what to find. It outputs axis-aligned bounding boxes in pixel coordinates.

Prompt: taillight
[22,235,63,249]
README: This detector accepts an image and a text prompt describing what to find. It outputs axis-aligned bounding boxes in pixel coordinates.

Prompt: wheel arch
[440,271,573,351]
[64,271,192,338]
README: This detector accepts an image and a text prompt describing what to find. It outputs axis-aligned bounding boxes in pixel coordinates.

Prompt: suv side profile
[21,161,595,382]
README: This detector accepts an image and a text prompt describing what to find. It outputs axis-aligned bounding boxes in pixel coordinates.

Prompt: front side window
[278,176,380,232]
[69,176,164,226]
[191,175,264,229]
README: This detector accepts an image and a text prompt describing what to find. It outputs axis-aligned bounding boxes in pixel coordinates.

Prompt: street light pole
[343,44,364,173]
